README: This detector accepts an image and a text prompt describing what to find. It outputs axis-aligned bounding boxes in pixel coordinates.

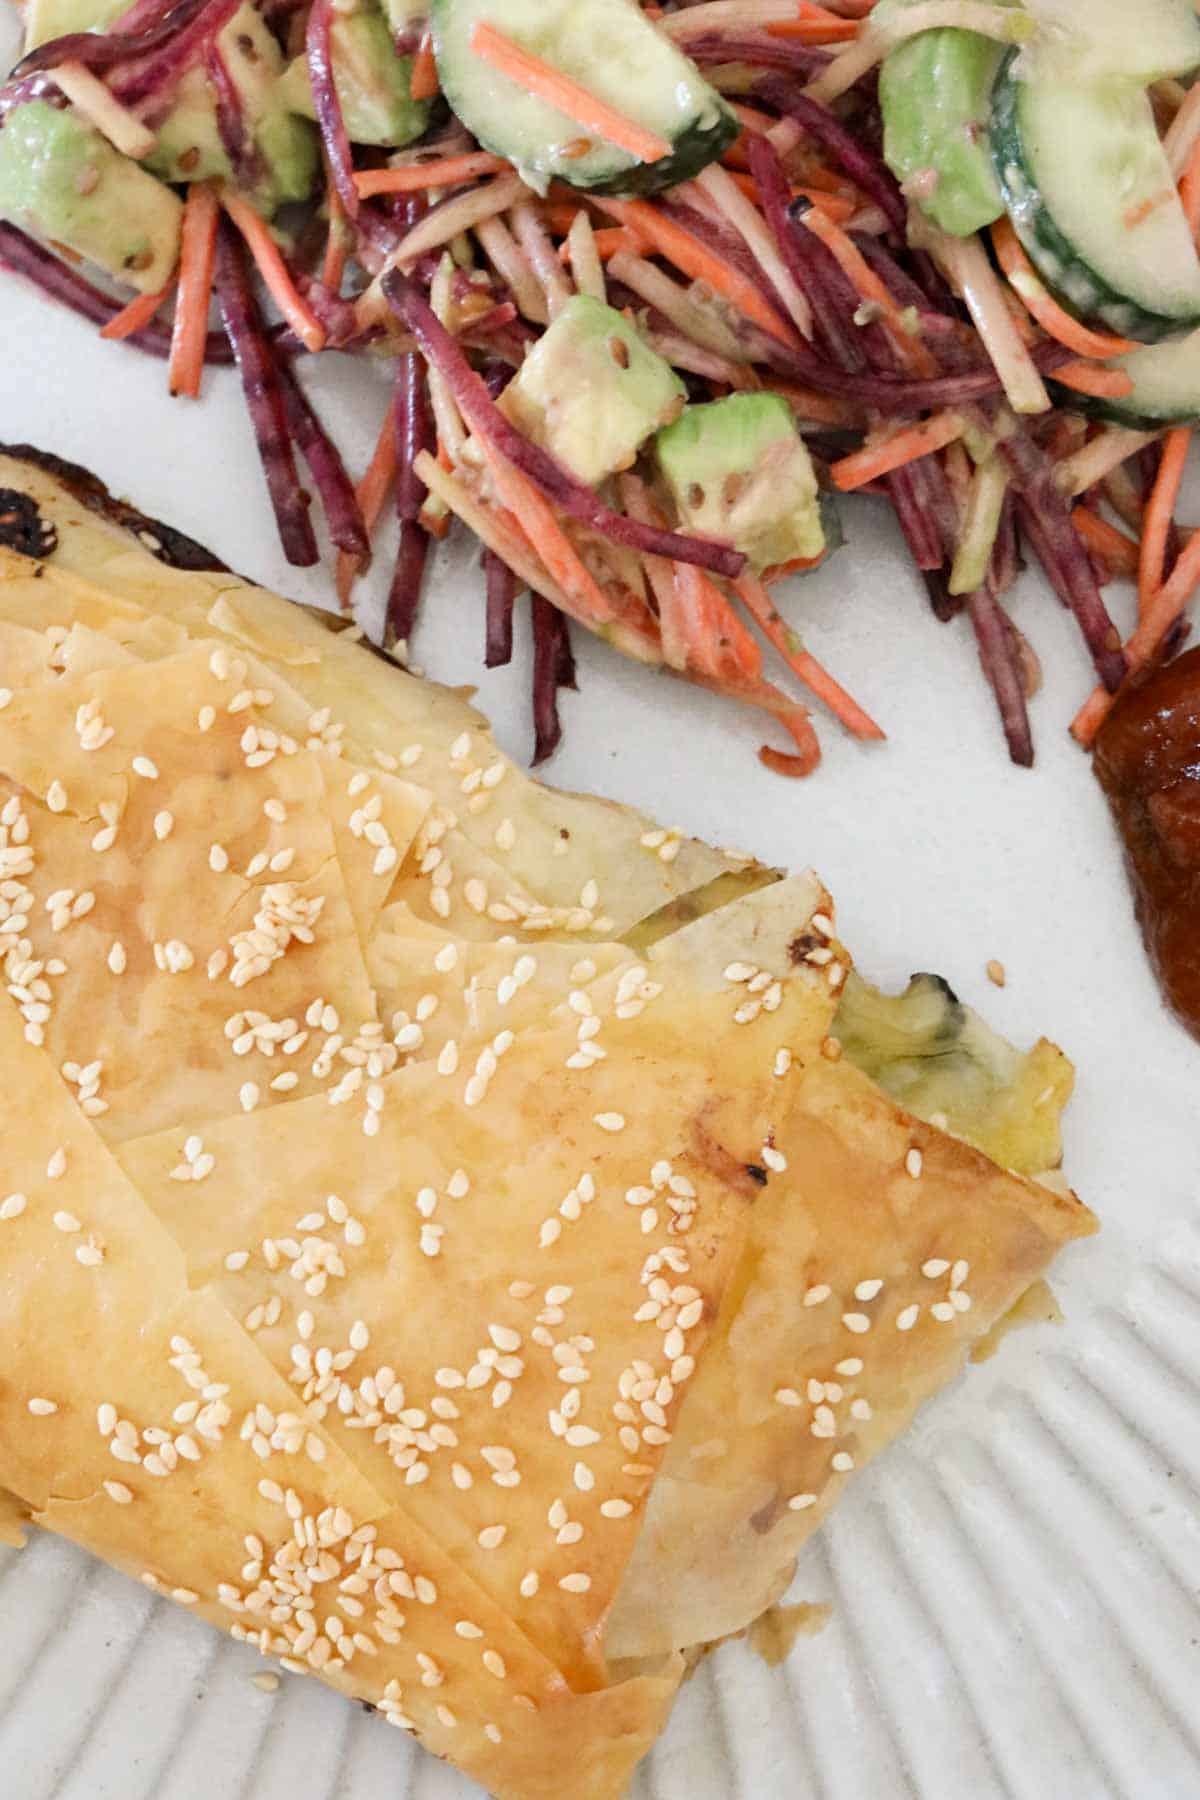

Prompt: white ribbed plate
[2,21,1198,1784]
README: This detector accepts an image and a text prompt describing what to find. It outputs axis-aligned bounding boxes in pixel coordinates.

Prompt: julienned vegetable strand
[213,217,318,567]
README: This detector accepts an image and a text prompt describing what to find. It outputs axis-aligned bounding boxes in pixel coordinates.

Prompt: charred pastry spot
[745,1162,768,1187]
[0,489,57,559]
[788,931,819,965]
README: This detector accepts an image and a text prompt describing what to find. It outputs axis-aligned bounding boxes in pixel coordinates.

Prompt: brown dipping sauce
[1094,646,1200,1039]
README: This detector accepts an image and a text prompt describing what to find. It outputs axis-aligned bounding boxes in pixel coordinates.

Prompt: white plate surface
[1,49,1198,1793]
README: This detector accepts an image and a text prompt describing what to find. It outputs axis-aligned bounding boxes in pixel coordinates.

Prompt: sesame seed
[153,811,174,841]
[986,959,1007,988]
[762,1145,787,1174]
[593,1113,625,1133]
[905,1148,924,1179]
[209,845,229,873]
[896,1304,920,1332]
[131,756,158,780]
[251,1672,280,1693]
[855,1279,884,1302]
[558,1573,591,1594]
[803,1285,831,1307]
[0,1193,27,1221]
[788,1493,818,1511]
[835,1358,863,1377]
[46,779,67,813]
[103,1481,133,1505]
[774,1388,802,1408]
[53,1211,80,1234]
[931,1301,956,1323]
[28,1397,58,1415]
[922,1259,950,1280]
[832,1452,855,1473]
[842,1313,872,1335]
[477,1525,506,1549]
[950,1259,970,1289]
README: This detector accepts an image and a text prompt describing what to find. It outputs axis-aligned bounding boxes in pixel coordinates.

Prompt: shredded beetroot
[756,78,907,235]
[0,221,233,361]
[12,0,213,77]
[967,586,1034,767]
[214,218,318,567]
[531,594,572,764]
[385,350,433,648]
[306,0,359,219]
[108,0,244,110]
[207,45,267,194]
[485,551,519,668]
[275,360,368,558]
[1000,431,1128,692]
[684,32,831,78]
[383,270,746,578]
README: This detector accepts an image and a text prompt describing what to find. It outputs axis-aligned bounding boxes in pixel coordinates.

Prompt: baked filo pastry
[0,448,1095,1798]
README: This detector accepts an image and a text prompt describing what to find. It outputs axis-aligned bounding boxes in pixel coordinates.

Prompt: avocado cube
[655,394,825,572]
[279,7,430,149]
[147,5,317,213]
[500,296,686,487]
[0,101,181,294]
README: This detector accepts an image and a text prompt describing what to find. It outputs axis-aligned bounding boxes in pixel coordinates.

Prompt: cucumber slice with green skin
[1020,0,1200,85]
[879,20,1007,238]
[991,50,1200,345]
[430,0,737,197]
[1051,328,1200,428]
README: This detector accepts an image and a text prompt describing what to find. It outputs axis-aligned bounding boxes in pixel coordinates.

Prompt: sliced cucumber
[991,51,1200,344]
[1052,328,1200,427]
[430,0,737,197]
[1021,0,1200,85]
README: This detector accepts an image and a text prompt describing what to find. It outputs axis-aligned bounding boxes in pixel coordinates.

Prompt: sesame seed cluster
[0,493,1096,1799]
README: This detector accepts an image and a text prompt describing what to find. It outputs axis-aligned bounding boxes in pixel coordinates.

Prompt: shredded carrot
[1072,530,1200,746]
[335,400,397,608]
[734,573,884,738]
[829,411,964,490]
[569,225,645,262]
[470,22,671,165]
[798,206,935,374]
[591,195,798,344]
[167,184,219,399]
[100,277,174,341]
[768,15,859,42]
[991,218,1137,360]
[221,191,326,354]
[1052,361,1136,400]
[672,562,763,684]
[1180,131,1200,235]
[410,26,439,100]
[475,436,616,631]
[1070,507,1139,580]
[1139,426,1192,618]
[765,379,864,428]
[353,153,510,198]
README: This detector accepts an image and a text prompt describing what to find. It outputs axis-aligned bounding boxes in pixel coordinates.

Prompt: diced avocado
[499,295,686,487]
[877,0,1008,237]
[279,6,430,149]
[0,101,181,293]
[655,394,824,573]
[145,5,318,213]
[23,0,124,51]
